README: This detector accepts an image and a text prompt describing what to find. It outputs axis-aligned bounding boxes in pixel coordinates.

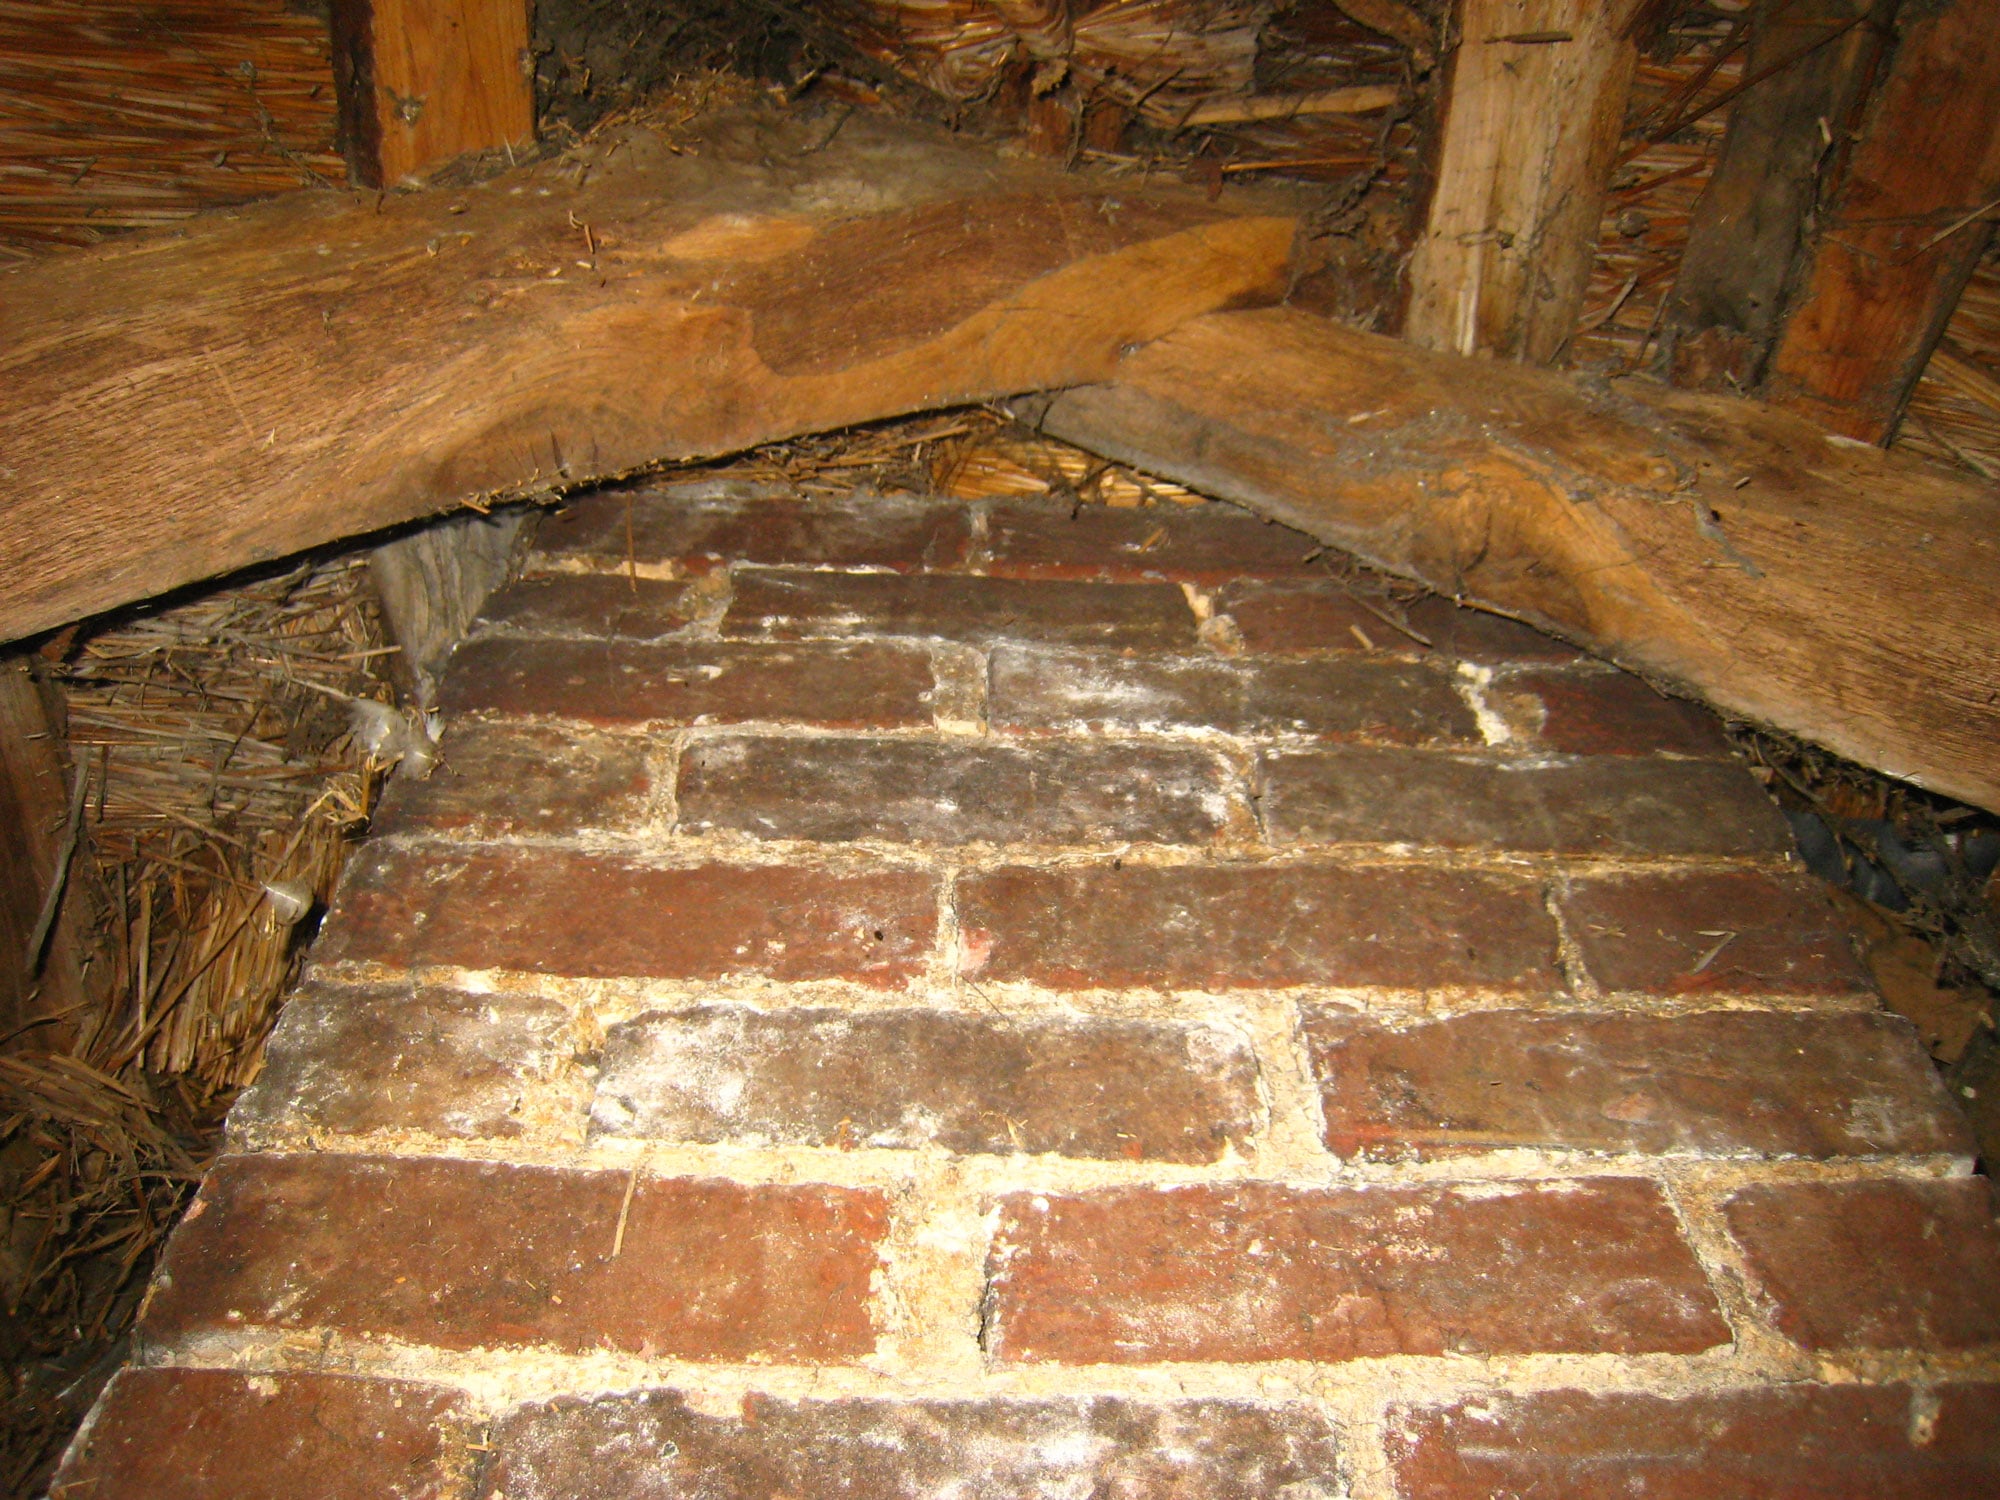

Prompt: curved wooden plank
[1040,307,2000,812]
[0,105,1296,643]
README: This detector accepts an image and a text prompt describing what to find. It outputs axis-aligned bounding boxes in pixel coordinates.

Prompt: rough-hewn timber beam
[1664,0,1893,392]
[1403,0,1640,363]
[1765,0,2000,441]
[331,0,536,188]
[0,105,1297,645]
[1039,307,2000,812]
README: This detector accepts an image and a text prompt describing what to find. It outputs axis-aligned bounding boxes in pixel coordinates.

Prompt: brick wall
[56,480,2000,1497]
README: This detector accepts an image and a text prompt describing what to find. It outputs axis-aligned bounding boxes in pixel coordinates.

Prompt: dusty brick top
[63,480,1998,1499]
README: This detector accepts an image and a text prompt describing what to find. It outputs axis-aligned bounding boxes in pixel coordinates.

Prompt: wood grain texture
[0,105,1297,644]
[1767,0,2000,441]
[332,0,535,187]
[1665,0,1888,391]
[1404,0,1639,363]
[1039,308,2000,812]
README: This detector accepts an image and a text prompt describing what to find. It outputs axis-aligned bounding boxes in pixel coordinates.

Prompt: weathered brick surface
[82,475,1968,1496]
[534,485,973,572]
[1560,871,1874,997]
[49,1367,472,1500]
[441,637,937,728]
[984,1178,1728,1363]
[981,498,1316,582]
[677,735,1240,845]
[478,573,705,639]
[230,983,574,1144]
[1260,747,1789,856]
[590,1004,1258,1161]
[989,645,1479,742]
[1495,667,1733,756]
[480,1391,1343,1499]
[1305,1007,1973,1160]
[373,721,652,837]
[1389,1383,2000,1499]
[723,568,1198,647]
[955,864,1562,994]
[1723,1177,2000,1351]
[142,1154,887,1359]
[1214,579,1585,663]
[323,847,936,986]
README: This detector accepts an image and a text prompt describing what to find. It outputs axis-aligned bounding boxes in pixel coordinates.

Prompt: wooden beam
[1665,0,1892,392]
[332,0,535,188]
[1403,0,1640,363]
[1038,307,2000,812]
[1766,0,2000,441]
[0,105,1297,645]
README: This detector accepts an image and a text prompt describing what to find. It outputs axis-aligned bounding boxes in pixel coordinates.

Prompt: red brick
[141,1153,887,1360]
[1723,1177,2000,1351]
[590,1004,1258,1162]
[989,645,1479,743]
[1216,579,1585,663]
[1560,871,1874,997]
[1211,579,1425,656]
[722,568,1197,647]
[954,864,1562,994]
[1389,1382,2000,1499]
[533,484,973,572]
[981,497,1318,582]
[322,847,936,987]
[1260,747,1790,856]
[1305,1007,1973,1160]
[50,1367,472,1500]
[676,735,1240,845]
[479,1391,1343,1499]
[440,638,937,729]
[479,574,705,639]
[230,983,574,1144]
[374,721,652,836]
[983,1178,1727,1363]
[1495,666,1733,756]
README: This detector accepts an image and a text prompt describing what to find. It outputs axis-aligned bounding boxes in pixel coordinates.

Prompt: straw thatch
[0,0,342,258]
[1897,240,2000,478]
[1567,5,1743,372]
[702,402,1203,505]
[0,558,390,1494]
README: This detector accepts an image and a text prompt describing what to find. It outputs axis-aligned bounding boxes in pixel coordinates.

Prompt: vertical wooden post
[1404,0,1640,364]
[1765,0,2000,442]
[331,0,535,189]
[1664,0,1893,392]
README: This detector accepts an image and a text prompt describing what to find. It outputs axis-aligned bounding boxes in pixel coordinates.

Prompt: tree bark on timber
[0,104,1297,645]
[1038,307,2000,813]
[1664,0,1892,392]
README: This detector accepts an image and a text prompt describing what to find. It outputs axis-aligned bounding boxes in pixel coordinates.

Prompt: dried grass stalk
[711,405,1201,505]
[0,0,343,258]
[818,0,1268,119]
[1568,14,1743,372]
[2,557,390,1492]
[1897,241,2000,479]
